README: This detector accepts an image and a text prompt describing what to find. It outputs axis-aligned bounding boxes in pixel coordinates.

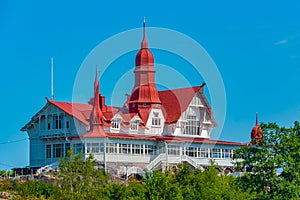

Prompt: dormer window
[130,120,139,132]
[152,112,161,126]
[111,118,121,130]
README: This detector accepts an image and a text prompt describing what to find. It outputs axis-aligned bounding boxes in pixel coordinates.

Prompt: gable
[21,99,93,131]
[159,85,208,123]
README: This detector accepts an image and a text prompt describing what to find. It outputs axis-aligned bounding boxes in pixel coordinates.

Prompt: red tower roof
[135,49,154,66]
[129,84,161,104]
[86,67,106,137]
[129,19,161,109]
[135,18,154,67]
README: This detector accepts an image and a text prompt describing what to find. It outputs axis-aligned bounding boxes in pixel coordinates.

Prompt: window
[40,115,46,130]
[48,123,51,130]
[198,148,209,158]
[168,145,180,155]
[152,112,161,126]
[74,144,83,154]
[145,145,157,155]
[112,118,121,130]
[184,115,199,135]
[87,143,104,154]
[130,120,139,131]
[222,149,233,159]
[106,143,118,154]
[211,148,221,158]
[120,144,131,154]
[186,147,197,157]
[66,121,70,129]
[46,144,51,158]
[65,143,70,153]
[53,115,63,129]
[53,144,63,158]
[132,144,143,155]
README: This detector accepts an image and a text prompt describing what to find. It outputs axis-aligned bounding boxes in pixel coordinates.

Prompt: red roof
[158,83,216,125]
[44,84,215,127]
[129,84,161,104]
[82,126,106,138]
[47,99,92,125]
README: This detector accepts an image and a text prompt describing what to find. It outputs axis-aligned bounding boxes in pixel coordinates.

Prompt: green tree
[235,121,300,199]
[144,169,182,199]
[55,149,109,199]
[125,180,147,200]
[16,180,59,199]
[174,163,254,200]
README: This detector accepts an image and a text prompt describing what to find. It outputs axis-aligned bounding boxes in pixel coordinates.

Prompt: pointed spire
[256,112,258,125]
[94,65,99,99]
[141,17,148,49]
[143,17,146,38]
[90,66,103,127]
[83,66,106,138]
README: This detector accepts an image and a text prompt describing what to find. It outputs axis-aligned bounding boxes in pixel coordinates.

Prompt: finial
[141,18,148,49]
[256,112,258,125]
[143,17,146,39]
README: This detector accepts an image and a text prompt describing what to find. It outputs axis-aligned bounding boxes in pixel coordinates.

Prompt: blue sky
[0,1,299,170]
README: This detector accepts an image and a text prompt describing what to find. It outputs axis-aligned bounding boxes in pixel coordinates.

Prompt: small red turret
[89,67,106,136]
[251,113,263,144]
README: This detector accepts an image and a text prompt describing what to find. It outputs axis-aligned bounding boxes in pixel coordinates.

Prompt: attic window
[111,118,121,130]
[152,112,161,126]
[130,120,139,131]
[184,114,200,135]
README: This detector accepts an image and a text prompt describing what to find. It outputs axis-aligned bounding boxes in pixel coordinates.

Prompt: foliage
[0,178,13,191]
[235,121,300,200]
[0,170,13,178]
[15,180,59,199]
[144,169,182,199]
[54,149,109,199]
[173,164,254,200]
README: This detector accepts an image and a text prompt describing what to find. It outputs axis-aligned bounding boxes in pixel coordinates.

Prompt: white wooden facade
[22,91,243,176]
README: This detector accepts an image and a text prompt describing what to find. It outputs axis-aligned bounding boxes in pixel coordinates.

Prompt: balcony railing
[39,128,74,139]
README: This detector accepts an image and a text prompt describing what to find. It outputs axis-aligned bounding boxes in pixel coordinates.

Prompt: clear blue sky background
[0,1,299,170]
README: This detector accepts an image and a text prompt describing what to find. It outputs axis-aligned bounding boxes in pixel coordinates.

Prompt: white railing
[181,155,198,168]
[142,154,235,176]
[126,166,146,178]
[37,161,59,174]
[146,154,166,171]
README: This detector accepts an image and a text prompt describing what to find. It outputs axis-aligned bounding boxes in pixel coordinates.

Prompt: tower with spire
[129,19,161,113]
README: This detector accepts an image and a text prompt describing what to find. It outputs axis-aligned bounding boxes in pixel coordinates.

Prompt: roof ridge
[158,83,205,93]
